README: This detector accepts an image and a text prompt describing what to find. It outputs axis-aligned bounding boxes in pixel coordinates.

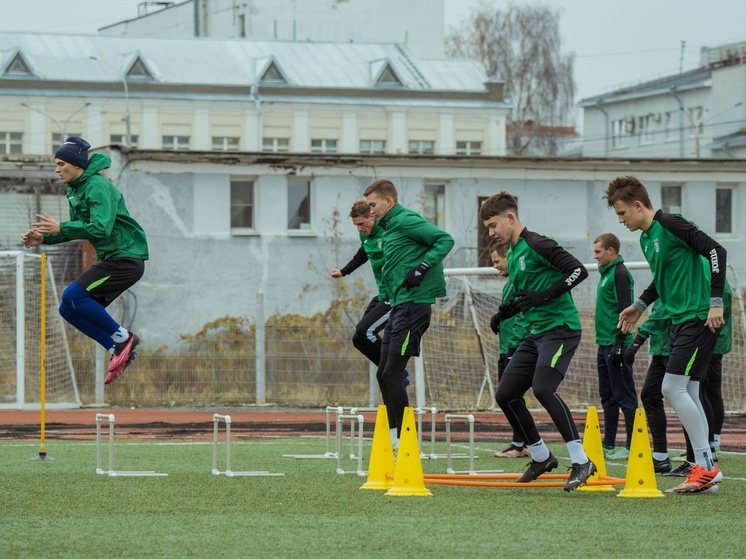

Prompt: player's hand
[402,262,430,289]
[490,313,500,335]
[331,268,343,278]
[624,336,645,365]
[20,230,43,248]
[497,298,520,320]
[618,306,641,334]
[705,307,724,333]
[31,213,60,235]
[512,290,549,311]
[610,344,625,367]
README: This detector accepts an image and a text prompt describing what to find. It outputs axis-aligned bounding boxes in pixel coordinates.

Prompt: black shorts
[504,326,581,378]
[74,258,145,307]
[380,302,431,358]
[667,318,720,381]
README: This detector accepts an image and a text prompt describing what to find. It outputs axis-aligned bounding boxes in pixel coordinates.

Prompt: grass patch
[1,437,744,559]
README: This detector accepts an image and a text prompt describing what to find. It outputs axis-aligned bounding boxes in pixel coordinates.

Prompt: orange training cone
[361,405,396,490]
[618,408,664,498]
[578,405,615,492]
[386,407,432,497]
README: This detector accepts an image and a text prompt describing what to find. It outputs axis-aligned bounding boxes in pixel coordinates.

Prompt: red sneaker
[665,464,722,494]
[105,334,140,384]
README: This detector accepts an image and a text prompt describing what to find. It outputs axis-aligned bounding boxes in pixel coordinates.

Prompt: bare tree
[447,3,576,156]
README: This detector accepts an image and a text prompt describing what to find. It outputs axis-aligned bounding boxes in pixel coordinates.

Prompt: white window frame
[310,138,337,153]
[688,106,704,138]
[162,135,190,150]
[110,134,139,148]
[360,139,386,154]
[212,136,241,152]
[408,140,435,155]
[455,141,482,155]
[715,184,737,238]
[262,137,290,152]
[638,115,653,145]
[230,177,256,235]
[664,111,678,142]
[0,131,23,154]
[287,178,314,235]
[611,119,626,148]
[661,184,683,215]
[423,183,446,229]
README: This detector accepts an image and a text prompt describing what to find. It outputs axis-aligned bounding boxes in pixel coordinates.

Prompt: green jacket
[715,280,732,355]
[637,302,672,357]
[380,203,454,307]
[499,279,529,354]
[594,255,634,346]
[339,222,387,299]
[42,153,149,261]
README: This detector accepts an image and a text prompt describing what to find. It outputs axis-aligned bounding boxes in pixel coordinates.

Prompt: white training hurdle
[415,406,469,461]
[335,413,366,476]
[212,414,285,477]
[95,413,168,477]
[444,414,502,475]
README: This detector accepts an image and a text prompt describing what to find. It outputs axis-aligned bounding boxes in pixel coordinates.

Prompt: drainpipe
[595,99,609,157]
[669,87,685,158]
[193,0,199,36]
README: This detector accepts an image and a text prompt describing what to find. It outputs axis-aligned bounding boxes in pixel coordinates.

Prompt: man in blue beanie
[20,136,149,385]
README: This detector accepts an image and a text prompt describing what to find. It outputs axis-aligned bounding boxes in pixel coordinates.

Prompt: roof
[706,128,746,151]
[0,31,489,93]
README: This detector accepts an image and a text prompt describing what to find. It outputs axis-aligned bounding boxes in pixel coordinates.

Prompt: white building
[580,40,746,159]
[100,0,445,58]
[0,32,507,159]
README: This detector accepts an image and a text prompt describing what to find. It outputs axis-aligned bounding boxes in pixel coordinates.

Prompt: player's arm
[526,232,588,297]
[54,178,116,243]
[610,265,633,364]
[399,215,454,289]
[335,246,368,277]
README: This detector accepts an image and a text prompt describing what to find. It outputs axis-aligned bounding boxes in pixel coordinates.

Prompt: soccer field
[1,436,744,559]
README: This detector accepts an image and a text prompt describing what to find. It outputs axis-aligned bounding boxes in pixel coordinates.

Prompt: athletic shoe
[516,453,558,482]
[494,444,531,458]
[653,457,672,474]
[403,368,411,388]
[602,444,615,458]
[564,459,597,492]
[665,464,722,494]
[609,447,630,460]
[105,333,140,384]
[662,461,692,478]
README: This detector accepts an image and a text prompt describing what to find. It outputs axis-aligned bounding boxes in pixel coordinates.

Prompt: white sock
[390,428,399,450]
[111,327,129,343]
[714,434,721,447]
[653,452,669,462]
[528,440,550,462]
[694,446,714,470]
[566,439,588,464]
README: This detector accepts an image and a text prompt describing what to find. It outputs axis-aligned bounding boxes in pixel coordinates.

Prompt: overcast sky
[1,0,744,104]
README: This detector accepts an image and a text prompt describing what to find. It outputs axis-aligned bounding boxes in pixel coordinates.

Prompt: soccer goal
[424,262,746,413]
[0,251,80,409]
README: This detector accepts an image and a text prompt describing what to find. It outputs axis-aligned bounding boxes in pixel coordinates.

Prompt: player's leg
[607,352,638,457]
[596,346,618,454]
[704,354,724,453]
[641,356,671,472]
[493,350,528,458]
[352,296,390,365]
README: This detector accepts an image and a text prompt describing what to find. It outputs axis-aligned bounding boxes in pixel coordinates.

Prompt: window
[0,132,22,154]
[230,178,254,230]
[665,111,678,141]
[477,196,492,267]
[212,136,240,151]
[661,185,682,214]
[638,115,652,145]
[310,139,337,153]
[688,106,703,138]
[126,57,154,81]
[52,132,82,152]
[716,186,735,235]
[238,14,246,38]
[110,134,139,148]
[162,135,190,150]
[456,141,482,155]
[360,139,386,154]
[408,140,435,155]
[287,178,311,230]
[262,137,290,152]
[423,184,445,229]
[611,119,626,148]
[4,53,33,76]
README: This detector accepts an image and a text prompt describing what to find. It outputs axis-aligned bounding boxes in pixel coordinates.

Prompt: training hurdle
[445,414,502,475]
[414,407,469,461]
[335,413,366,476]
[212,414,284,477]
[95,413,168,477]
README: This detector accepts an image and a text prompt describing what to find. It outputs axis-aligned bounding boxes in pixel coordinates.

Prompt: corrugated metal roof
[0,32,488,92]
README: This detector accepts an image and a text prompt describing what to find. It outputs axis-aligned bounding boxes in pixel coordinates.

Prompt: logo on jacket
[519,256,526,271]
[653,238,660,253]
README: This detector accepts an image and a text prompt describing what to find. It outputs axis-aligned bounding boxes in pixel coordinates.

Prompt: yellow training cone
[361,405,396,490]
[386,407,432,497]
[579,405,615,492]
[618,408,664,498]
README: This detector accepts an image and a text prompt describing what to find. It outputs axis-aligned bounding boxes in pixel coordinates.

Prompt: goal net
[0,251,80,409]
[424,262,746,413]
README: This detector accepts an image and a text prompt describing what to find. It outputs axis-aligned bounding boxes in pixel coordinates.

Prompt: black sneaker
[662,461,691,477]
[516,453,558,482]
[564,459,597,492]
[653,457,672,473]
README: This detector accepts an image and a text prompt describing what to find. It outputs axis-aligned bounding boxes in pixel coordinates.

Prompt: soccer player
[480,192,596,492]
[20,136,148,385]
[605,175,726,494]
[488,242,530,458]
[592,233,638,460]
[330,198,408,387]
[364,179,454,449]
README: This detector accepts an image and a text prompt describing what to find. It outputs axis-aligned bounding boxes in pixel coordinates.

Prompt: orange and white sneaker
[665,464,722,494]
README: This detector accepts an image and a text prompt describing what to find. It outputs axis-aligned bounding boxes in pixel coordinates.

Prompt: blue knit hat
[54,136,90,169]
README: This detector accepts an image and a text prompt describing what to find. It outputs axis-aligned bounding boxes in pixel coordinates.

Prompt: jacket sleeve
[525,232,588,299]
[57,176,118,242]
[657,212,727,299]
[614,264,633,344]
[339,246,369,276]
[400,215,454,266]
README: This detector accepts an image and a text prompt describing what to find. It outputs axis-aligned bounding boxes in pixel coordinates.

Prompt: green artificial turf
[1,437,744,559]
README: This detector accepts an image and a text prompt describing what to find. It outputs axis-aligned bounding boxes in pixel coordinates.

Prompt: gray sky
[1,0,744,104]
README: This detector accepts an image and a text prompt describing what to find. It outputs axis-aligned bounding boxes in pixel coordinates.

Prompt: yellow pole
[39,253,47,459]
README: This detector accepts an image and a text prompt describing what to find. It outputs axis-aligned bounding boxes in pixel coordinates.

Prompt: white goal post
[0,251,80,409]
[424,262,746,413]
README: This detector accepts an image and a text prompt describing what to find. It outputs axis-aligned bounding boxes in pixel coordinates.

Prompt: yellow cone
[618,408,664,498]
[578,405,615,492]
[361,405,396,490]
[386,407,432,497]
